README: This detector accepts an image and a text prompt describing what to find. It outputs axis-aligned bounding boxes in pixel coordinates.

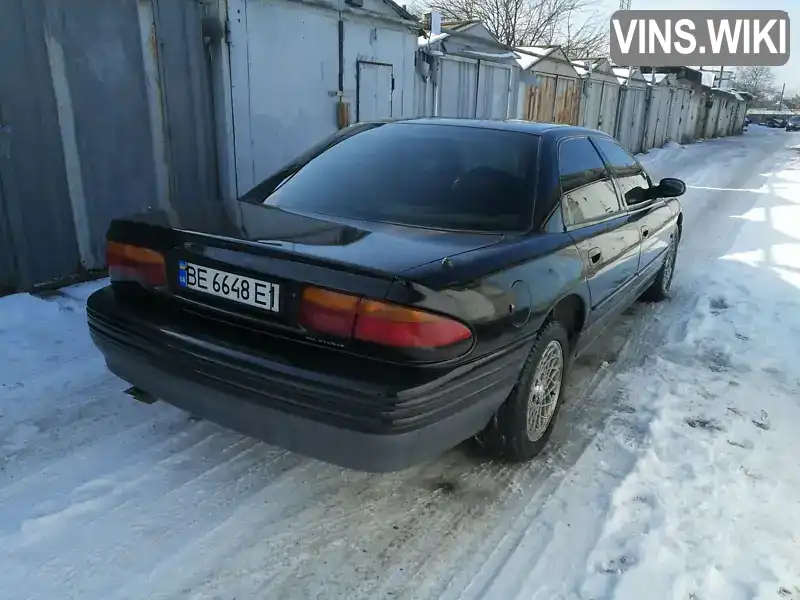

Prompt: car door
[592,137,676,279]
[558,136,641,325]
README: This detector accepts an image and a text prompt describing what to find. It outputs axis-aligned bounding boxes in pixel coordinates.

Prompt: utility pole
[717,65,725,88]
[620,0,632,83]
[778,82,786,110]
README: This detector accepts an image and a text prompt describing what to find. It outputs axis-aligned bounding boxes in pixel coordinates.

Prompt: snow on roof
[571,60,589,76]
[460,49,519,60]
[589,57,608,70]
[418,32,450,47]
[700,71,716,87]
[613,67,633,84]
[515,46,554,70]
[643,72,668,84]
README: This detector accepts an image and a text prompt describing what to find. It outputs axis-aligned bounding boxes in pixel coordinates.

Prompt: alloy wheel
[526,340,564,442]
[662,235,678,293]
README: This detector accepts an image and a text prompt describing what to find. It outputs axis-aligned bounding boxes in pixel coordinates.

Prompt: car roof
[368,117,615,140]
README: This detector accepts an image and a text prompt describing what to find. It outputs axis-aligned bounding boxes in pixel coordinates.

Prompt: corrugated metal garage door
[229,0,340,194]
[525,74,580,125]
[438,56,479,117]
[357,61,394,121]
[476,62,512,119]
[436,56,513,119]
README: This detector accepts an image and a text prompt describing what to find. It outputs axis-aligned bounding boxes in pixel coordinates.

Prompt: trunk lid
[111,202,502,335]
[232,201,504,274]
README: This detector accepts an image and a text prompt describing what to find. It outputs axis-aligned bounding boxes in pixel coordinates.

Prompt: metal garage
[0,0,218,291]
[227,0,419,195]
[613,67,649,153]
[415,20,519,120]
[575,57,620,135]
[516,46,581,125]
[642,73,671,150]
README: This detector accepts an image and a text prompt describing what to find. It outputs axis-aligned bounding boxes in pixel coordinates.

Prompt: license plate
[178,261,280,312]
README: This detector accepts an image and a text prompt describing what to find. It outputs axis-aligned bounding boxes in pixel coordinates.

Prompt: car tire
[478,320,570,462]
[641,229,680,302]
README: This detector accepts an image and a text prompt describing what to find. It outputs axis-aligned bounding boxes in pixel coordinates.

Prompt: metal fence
[414,54,519,120]
[613,80,747,156]
[614,86,648,154]
[0,0,219,292]
[582,78,620,135]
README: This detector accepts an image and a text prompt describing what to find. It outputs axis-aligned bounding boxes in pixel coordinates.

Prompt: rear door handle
[641,227,650,238]
[588,248,602,264]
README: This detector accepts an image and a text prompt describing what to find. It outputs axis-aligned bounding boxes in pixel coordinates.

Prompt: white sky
[594,0,798,95]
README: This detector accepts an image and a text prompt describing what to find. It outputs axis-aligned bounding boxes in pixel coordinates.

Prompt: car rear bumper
[87,286,526,472]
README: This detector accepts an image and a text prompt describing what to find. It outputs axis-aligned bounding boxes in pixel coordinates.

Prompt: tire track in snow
[0,406,225,539]
[2,437,303,600]
[0,376,149,477]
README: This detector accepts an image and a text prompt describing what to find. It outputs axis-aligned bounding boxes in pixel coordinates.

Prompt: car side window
[592,138,652,206]
[558,137,622,226]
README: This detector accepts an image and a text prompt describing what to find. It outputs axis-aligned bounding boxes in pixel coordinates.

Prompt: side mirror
[657,177,686,198]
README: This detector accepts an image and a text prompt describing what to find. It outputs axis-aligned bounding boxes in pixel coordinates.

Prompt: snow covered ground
[2,126,800,600]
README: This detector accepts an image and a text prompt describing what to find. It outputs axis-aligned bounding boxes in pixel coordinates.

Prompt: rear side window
[558,137,607,193]
[593,137,651,205]
[255,123,540,233]
[592,138,641,178]
[558,138,621,225]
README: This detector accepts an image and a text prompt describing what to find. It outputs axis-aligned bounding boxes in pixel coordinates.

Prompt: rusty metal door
[598,82,620,134]
[653,87,670,148]
[526,74,556,122]
[665,88,679,142]
[555,77,580,125]
[152,0,219,223]
[0,0,80,290]
[0,0,217,291]
[582,79,603,129]
[0,154,16,293]
[0,104,18,292]
[695,93,709,139]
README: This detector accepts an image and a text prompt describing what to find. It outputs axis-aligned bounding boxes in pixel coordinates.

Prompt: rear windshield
[254,123,539,233]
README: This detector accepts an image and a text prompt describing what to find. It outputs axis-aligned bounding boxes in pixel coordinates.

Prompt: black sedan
[786,116,800,131]
[87,119,686,472]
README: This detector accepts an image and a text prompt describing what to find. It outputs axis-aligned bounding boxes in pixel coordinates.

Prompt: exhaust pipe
[124,386,157,405]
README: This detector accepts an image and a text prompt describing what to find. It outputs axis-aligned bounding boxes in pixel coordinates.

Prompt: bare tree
[552,8,608,58]
[421,0,609,56]
[732,66,776,100]
[403,0,431,20]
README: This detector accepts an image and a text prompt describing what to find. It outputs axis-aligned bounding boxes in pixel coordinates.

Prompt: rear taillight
[106,241,166,287]
[298,287,359,338]
[299,286,472,350]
